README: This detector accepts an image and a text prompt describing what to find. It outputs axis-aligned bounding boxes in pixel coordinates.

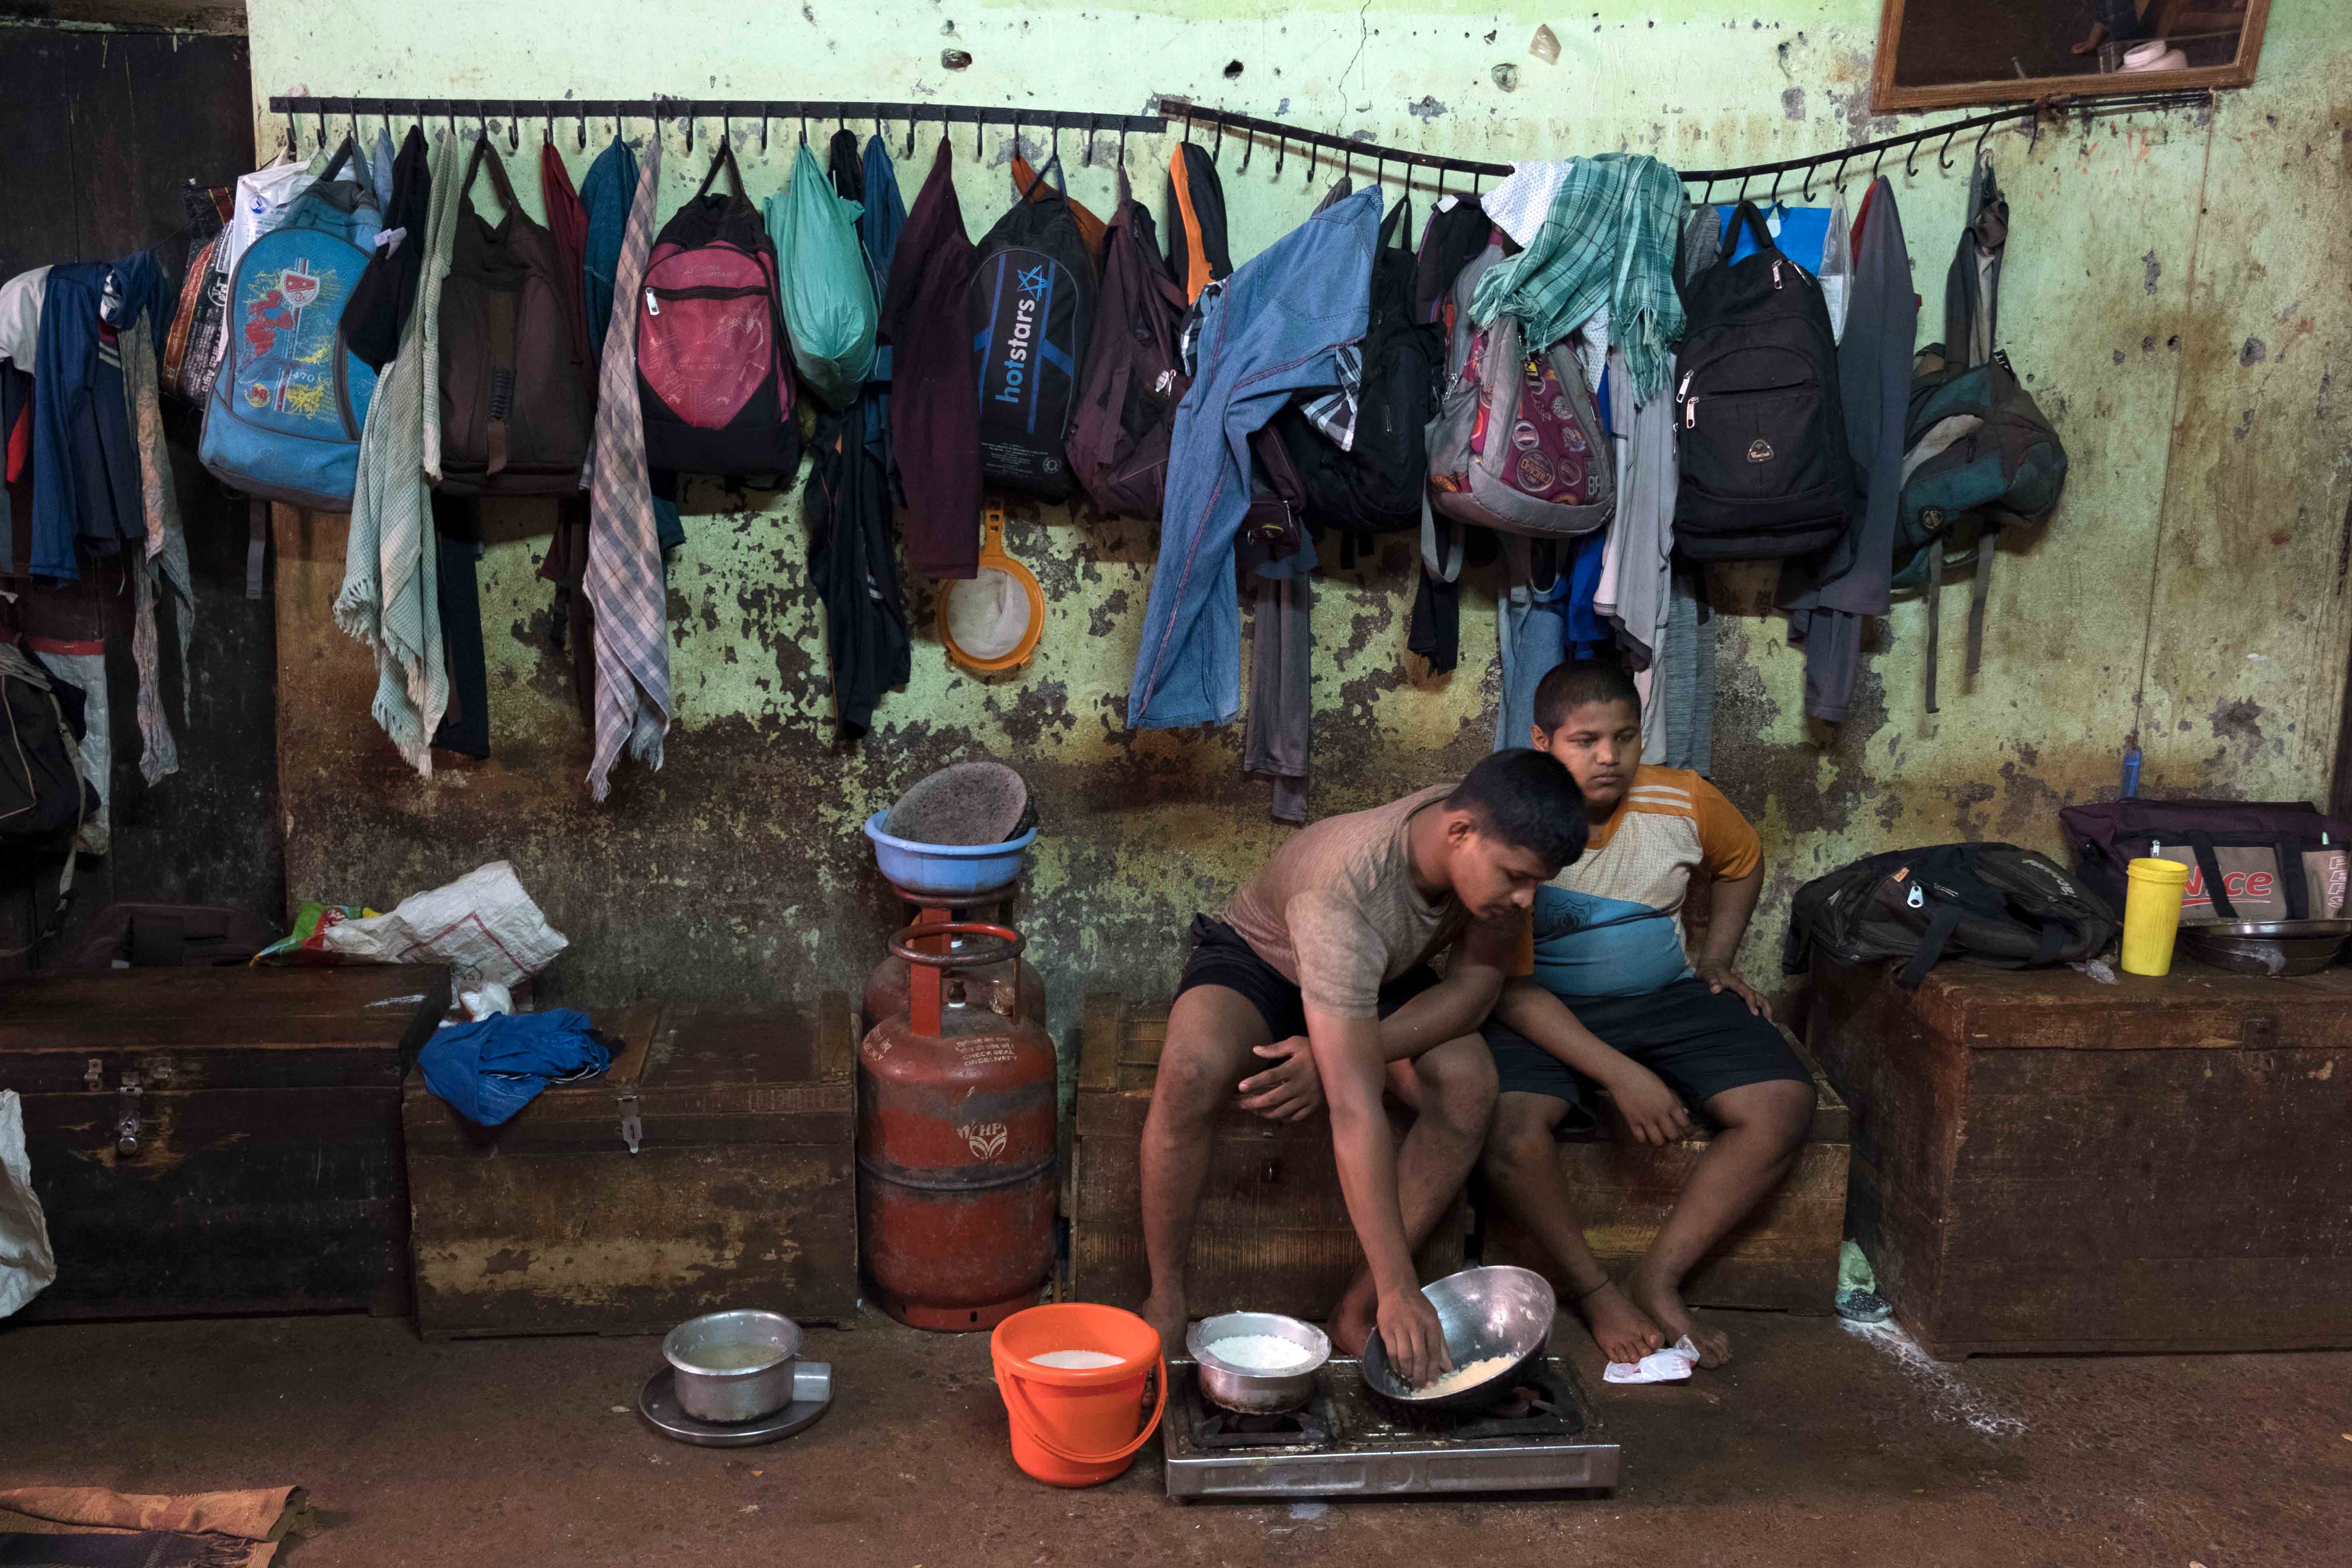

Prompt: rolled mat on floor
[0,1487,301,1568]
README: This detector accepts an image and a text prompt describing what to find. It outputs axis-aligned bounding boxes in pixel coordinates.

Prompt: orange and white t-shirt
[1558,766,1761,923]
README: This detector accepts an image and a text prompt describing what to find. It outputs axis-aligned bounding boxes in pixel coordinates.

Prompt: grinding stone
[885,761,1032,846]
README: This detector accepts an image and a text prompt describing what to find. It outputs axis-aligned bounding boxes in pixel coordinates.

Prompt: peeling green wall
[251,1,2352,1074]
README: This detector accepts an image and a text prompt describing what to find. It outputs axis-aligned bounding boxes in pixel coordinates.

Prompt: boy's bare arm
[1494,980,1691,1145]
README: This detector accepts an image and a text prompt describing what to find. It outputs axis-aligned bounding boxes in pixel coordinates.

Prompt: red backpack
[636,142,800,478]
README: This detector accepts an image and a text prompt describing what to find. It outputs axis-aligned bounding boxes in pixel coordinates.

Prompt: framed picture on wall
[1872,0,2271,112]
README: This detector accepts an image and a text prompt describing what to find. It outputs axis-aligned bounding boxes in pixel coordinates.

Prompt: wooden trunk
[0,965,448,1320]
[404,994,860,1339]
[1066,994,1467,1320]
[1808,957,2352,1358]
[1481,1050,1849,1313]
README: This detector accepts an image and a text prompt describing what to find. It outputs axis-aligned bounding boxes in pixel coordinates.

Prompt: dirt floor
[2,1306,2347,1567]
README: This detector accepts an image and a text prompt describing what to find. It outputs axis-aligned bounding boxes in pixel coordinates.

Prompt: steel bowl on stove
[1361,1265,1557,1416]
[1187,1311,1331,1414]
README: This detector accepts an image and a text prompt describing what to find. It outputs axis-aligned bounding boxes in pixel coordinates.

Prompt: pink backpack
[1425,240,1614,539]
[636,143,800,477]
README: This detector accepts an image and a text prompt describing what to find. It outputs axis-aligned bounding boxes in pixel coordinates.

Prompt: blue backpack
[199,141,382,510]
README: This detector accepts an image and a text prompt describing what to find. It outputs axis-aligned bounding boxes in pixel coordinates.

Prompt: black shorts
[1174,915,1442,1043]
[1481,976,1810,1138]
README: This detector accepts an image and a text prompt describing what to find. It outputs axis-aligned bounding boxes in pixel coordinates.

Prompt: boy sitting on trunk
[1481,661,1815,1369]
[1138,750,1587,1388]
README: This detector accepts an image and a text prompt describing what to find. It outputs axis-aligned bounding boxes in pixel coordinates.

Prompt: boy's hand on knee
[1237,1036,1323,1122]
[1608,1063,1693,1146]
[1695,961,1772,1020]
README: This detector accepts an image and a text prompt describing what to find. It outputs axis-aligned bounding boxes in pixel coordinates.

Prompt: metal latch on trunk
[115,1073,143,1158]
[617,1091,643,1155]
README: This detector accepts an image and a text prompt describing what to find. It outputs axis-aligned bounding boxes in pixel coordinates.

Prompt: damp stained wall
[247,0,2352,1075]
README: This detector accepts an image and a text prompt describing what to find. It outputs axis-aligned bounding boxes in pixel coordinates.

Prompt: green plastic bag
[765,143,877,411]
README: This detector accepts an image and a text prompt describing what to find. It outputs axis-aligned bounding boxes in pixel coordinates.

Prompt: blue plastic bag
[765,143,877,411]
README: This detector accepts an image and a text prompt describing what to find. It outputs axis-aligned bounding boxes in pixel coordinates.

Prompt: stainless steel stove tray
[1161,1356,1619,1501]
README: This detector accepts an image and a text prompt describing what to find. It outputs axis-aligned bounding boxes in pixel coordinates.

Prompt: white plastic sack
[0,1091,57,1319]
[321,860,568,992]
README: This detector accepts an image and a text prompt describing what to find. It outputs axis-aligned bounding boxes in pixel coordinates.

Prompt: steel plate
[638,1367,832,1448]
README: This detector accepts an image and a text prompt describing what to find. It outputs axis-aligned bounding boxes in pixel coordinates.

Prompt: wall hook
[1183,109,1193,144]
[283,105,298,156]
[477,108,488,146]
[1305,139,1318,187]
[1082,114,1095,168]
[1833,151,1849,192]
[1212,116,1222,161]
[906,109,917,160]
[579,105,589,152]
[1802,160,1815,201]
[1116,122,1127,168]
[801,110,810,147]
[1052,119,1061,168]
[544,106,554,147]
[1274,134,1285,179]
[1904,135,1920,179]
[507,102,521,152]
[1871,143,1886,183]
[317,105,329,150]
[1767,166,1782,204]
[1238,125,1252,174]
[721,110,731,150]
[1736,172,1750,206]
[1972,117,1996,172]
[1938,124,1959,171]
[973,107,982,159]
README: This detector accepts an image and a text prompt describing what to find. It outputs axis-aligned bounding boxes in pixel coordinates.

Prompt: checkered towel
[583,131,667,801]
[1469,153,1687,404]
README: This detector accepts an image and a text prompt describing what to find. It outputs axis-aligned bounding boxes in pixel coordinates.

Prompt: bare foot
[1328,1288,1377,1360]
[1625,1264,1732,1368]
[1576,1280,1665,1366]
[1139,1292,1189,1361]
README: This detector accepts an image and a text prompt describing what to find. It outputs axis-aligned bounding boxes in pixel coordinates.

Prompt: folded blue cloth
[420,1008,611,1127]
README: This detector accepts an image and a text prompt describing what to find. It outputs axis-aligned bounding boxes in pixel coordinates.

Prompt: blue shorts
[1481,976,1809,1138]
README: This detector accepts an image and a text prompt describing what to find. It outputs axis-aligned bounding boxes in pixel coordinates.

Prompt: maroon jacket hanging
[878,138,980,580]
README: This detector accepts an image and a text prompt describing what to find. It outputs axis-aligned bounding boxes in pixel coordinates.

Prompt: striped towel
[337,130,460,774]
[583,131,667,800]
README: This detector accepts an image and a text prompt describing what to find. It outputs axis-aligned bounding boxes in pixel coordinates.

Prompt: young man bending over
[1482,661,1815,1369]
[1138,750,1587,1388]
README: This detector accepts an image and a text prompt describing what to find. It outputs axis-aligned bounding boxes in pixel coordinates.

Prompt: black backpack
[1673,201,1858,562]
[970,157,1095,500]
[0,645,95,956]
[1782,841,2118,991]
[1270,196,1441,542]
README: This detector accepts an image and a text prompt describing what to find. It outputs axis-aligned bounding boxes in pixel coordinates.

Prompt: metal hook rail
[1151,87,2211,190]
[264,95,1166,149]
[267,88,2207,195]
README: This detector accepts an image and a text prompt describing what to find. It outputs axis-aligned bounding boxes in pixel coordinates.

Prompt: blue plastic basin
[864,812,1037,901]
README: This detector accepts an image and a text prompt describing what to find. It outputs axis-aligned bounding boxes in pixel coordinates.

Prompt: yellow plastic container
[2119,856,2190,976]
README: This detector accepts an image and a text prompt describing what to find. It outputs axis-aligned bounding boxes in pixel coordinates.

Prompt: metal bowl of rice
[1187,1311,1331,1414]
[1361,1265,1557,1415]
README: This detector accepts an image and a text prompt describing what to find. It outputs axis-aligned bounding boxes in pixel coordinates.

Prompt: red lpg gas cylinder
[861,898,1045,1034]
[858,922,1057,1331]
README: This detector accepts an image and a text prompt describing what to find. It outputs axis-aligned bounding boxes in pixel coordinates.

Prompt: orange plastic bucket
[989,1303,1166,1487]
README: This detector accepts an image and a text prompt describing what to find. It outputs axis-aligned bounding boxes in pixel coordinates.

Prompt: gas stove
[1160,1357,1619,1501]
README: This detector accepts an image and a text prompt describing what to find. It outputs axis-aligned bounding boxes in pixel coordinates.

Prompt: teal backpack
[198,140,382,510]
[1895,162,2067,711]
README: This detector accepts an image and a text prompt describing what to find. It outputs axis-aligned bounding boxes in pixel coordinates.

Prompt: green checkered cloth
[1469,153,1688,404]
